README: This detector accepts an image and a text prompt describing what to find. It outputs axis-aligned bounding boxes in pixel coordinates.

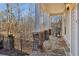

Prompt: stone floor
[30,49,66,56]
[30,36,70,56]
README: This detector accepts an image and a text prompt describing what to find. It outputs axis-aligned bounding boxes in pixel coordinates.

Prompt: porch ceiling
[41,3,66,16]
[41,3,76,16]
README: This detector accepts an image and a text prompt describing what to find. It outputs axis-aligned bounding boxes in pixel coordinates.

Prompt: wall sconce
[66,4,70,11]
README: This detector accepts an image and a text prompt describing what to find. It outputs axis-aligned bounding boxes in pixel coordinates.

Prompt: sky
[52,16,61,22]
[0,3,35,17]
[0,3,6,11]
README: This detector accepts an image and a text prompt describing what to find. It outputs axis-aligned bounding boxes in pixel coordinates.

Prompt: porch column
[61,15,65,37]
[49,16,52,35]
[64,7,71,48]
[69,8,71,56]
[68,9,71,47]
[33,3,41,50]
[43,12,49,40]
[34,4,41,32]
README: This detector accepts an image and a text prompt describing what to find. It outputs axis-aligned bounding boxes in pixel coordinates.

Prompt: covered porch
[32,3,70,56]
[0,3,78,56]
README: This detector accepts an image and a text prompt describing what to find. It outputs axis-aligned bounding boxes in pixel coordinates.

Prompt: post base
[44,30,49,40]
[32,32,41,51]
[49,29,52,35]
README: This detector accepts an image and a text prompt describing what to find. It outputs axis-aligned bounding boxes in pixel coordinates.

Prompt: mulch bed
[0,48,29,56]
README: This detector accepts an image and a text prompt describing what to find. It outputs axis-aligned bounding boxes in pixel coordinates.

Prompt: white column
[49,16,52,29]
[43,12,49,30]
[34,3,41,32]
[69,9,71,47]
[61,16,65,36]
[64,9,71,48]
[69,9,71,56]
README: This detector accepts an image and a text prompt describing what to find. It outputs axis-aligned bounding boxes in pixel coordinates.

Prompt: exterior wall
[71,4,78,56]
[77,3,79,55]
